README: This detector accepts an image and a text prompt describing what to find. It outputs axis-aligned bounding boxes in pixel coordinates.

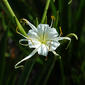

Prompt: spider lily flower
[15,18,71,69]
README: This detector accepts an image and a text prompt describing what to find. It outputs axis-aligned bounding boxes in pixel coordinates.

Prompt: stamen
[51,16,55,20]
[59,26,63,36]
[50,16,55,27]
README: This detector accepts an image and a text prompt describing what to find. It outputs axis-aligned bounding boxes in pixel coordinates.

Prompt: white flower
[15,19,71,69]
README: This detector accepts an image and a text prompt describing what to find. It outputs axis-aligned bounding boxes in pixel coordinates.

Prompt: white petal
[49,28,58,36]
[15,48,38,69]
[22,18,37,31]
[37,24,49,39]
[28,29,39,39]
[47,41,60,51]
[37,24,49,31]
[37,25,58,41]
[46,28,59,40]
[28,39,41,48]
[38,44,48,56]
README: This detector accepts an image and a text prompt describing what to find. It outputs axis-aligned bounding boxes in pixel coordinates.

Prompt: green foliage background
[0,0,85,85]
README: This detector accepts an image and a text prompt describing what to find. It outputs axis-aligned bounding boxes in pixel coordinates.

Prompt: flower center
[39,36,47,44]
[41,40,46,44]
[39,34,47,44]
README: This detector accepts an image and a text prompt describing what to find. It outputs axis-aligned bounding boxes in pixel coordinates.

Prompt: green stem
[3,0,27,36]
[41,0,51,24]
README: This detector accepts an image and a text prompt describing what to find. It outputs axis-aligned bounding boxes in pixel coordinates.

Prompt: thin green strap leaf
[3,0,27,36]
[41,0,51,24]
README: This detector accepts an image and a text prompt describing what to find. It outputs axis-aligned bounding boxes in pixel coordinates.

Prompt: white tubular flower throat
[15,18,71,69]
